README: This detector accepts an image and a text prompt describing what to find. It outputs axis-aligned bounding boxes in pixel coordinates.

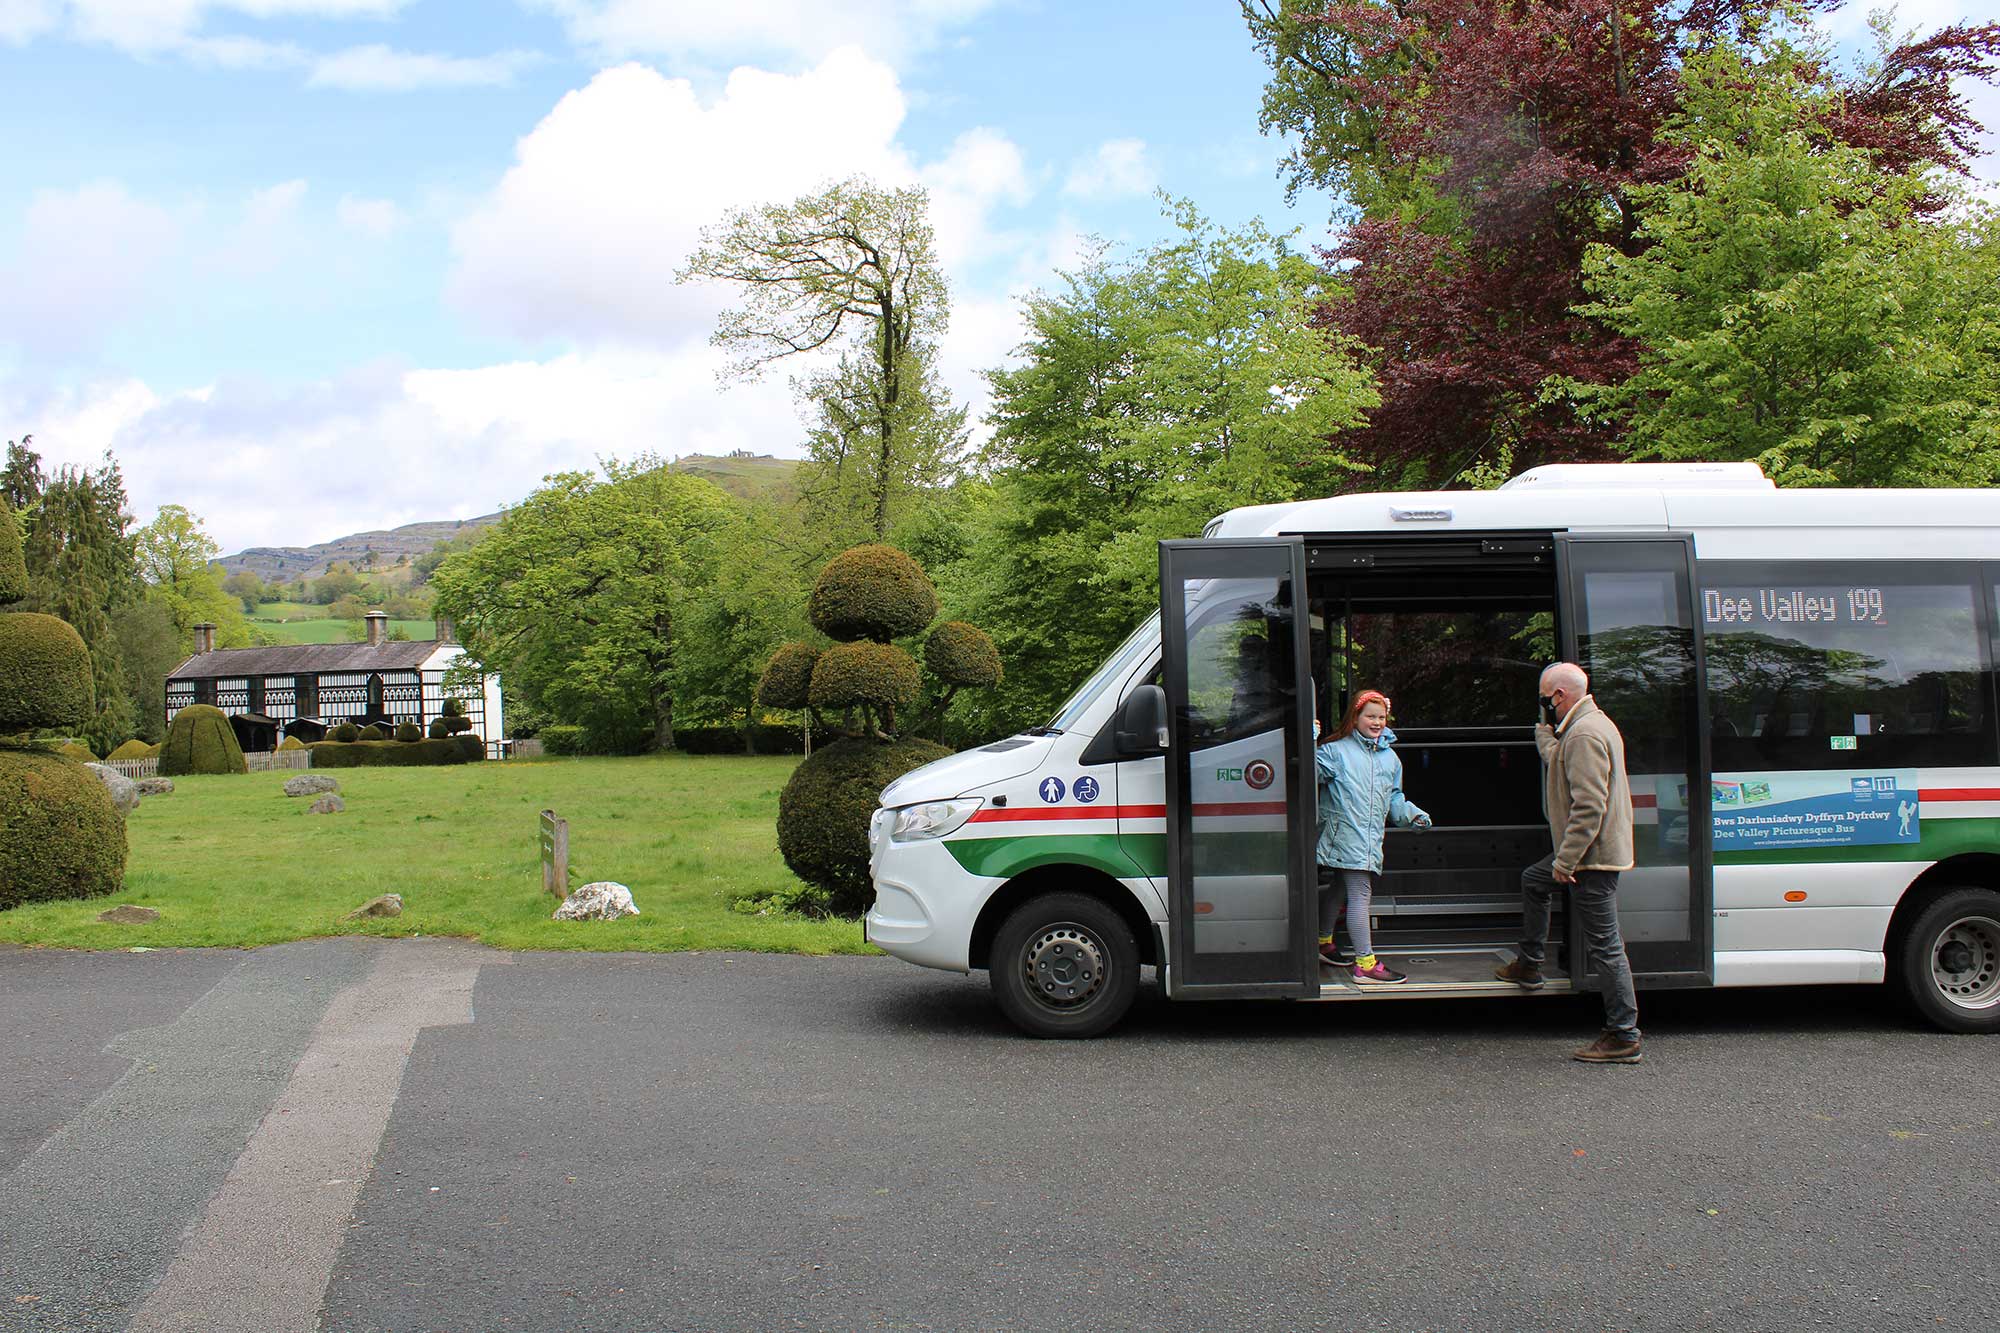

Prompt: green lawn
[254,618,437,644]
[0,755,874,954]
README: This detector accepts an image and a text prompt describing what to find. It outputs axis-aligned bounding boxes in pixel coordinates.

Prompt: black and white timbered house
[165,613,504,754]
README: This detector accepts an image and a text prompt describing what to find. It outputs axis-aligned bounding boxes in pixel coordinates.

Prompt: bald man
[1495,662,1642,1063]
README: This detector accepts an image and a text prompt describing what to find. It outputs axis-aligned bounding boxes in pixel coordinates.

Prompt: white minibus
[865,463,2000,1037]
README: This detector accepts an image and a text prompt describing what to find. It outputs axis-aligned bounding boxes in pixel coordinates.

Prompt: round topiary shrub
[924,621,1003,689]
[442,714,472,735]
[427,718,450,739]
[755,642,820,710]
[57,740,97,762]
[157,704,249,776]
[807,544,939,643]
[331,721,361,743]
[394,722,421,743]
[107,739,155,761]
[277,734,307,752]
[358,724,387,741]
[808,641,921,715]
[777,737,951,916]
[0,613,94,733]
[0,750,126,909]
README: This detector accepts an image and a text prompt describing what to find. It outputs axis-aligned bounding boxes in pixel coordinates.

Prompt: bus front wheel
[1895,887,2000,1034]
[990,892,1139,1038]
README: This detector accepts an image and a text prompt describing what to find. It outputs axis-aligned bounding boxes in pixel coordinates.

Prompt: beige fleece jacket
[1535,694,1636,874]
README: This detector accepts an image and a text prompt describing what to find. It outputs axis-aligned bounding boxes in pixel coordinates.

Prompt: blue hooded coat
[1315,727,1429,873]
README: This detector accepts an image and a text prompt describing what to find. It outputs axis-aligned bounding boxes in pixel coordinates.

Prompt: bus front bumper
[864,809,981,973]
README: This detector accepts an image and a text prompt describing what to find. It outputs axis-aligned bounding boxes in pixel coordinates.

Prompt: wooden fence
[100,750,315,780]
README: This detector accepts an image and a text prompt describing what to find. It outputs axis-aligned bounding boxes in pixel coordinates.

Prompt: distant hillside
[215,453,801,581]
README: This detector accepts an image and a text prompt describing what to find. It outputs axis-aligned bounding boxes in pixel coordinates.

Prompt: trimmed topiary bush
[0,613,94,733]
[307,735,484,768]
[925,621,1003,689]
[807,544,939,643]
[57,740,97,762]
[158,704,249,776]
[358,723,388,741]
[0,749,127,909]
[331,721,361,743]
[394,722,422,743]
[0,500,126,908]
[107,738,155,761]
[442,714,473,735]
[809,641,921,716]
[777,737,951,916]
[756,642,820,710]
[277,735,307,752]
[427,718,451,739]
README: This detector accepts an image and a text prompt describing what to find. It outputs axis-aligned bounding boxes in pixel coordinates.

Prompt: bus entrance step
[1309,949,1574,1000]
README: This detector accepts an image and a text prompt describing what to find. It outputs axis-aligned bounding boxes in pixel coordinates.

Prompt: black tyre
[990,892,1140,1038]
[1894,887,2000,1034]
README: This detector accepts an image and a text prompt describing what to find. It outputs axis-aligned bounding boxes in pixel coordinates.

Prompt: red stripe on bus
[965,800,1287,823]
[1920,787,2000,803]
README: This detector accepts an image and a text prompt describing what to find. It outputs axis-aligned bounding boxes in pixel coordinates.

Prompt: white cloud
[0,0,60,43]
[529,0,999,67]
[1063,138,1155,200]
[0,349,808,552]
[446,48,914,348]
[5,182,186,363]
[308,43,537,90]
[336,194,405,236]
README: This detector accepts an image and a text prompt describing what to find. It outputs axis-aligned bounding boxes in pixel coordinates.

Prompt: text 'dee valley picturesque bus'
[864,462,2000,1037]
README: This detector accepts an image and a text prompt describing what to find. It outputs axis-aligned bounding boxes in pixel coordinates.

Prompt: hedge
[0,748,126,910]
[538,724,585,756]
[755,642,820,710]
[158,704,248,776]
[807,544,938,643]
[57,740,97,762]
[107,738,157,761]
[776,737,951,916]
[0,612,94,733]
[306,735,484,768]
[809,641,921,712]
[676,726,747,755]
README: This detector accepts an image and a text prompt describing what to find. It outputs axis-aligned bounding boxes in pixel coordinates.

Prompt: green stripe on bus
[946,834,1150,879]
[1713,817,2000,866]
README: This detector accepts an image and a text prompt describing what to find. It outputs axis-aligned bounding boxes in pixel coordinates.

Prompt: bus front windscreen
[1045,613,1160,734]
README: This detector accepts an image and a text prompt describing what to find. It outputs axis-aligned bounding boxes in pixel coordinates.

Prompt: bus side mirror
[1114,685,1169,755]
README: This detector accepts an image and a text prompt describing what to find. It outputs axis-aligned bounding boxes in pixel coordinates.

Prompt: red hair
[1331,690,1392,741]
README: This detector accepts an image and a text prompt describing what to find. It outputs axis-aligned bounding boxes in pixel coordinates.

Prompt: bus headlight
[891,798,983,842]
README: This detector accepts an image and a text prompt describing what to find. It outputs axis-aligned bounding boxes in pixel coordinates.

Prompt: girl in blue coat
[1316,690,1431,985]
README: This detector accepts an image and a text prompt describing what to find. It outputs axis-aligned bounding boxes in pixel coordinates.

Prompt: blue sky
[1,0,1992,554]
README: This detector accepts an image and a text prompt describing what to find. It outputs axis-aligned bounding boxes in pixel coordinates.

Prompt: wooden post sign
[539,808,570,899]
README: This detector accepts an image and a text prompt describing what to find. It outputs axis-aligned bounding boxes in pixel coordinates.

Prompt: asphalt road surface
[2,939,1995,1332]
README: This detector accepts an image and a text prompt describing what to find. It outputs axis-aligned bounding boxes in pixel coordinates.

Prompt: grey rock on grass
[285,774,340,797]
[553,882,640,922]
[308,795,345,815]
[84,763,140,816]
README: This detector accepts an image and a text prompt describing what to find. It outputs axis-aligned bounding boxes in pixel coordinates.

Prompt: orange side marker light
[1784,891,1808,902]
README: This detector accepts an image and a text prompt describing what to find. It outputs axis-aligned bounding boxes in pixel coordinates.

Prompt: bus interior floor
[1314,948,1574,999]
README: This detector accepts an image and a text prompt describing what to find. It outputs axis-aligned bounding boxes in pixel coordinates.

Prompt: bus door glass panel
[1160,539,1317,997]
[1559,536,1713,982]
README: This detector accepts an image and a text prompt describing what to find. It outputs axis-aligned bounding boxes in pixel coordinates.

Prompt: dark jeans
[1518,854,1641,1042]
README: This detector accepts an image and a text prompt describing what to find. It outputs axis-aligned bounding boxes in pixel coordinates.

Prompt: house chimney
[365,611,388,647]
[434,614,455,644]
[193,622,216,655]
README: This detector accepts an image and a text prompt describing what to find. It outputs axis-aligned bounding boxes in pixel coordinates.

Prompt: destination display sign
[1702,586,1889,628]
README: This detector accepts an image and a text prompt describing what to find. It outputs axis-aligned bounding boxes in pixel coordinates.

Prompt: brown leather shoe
[1493,956,1545,990]
[1572,1031,1643,1064]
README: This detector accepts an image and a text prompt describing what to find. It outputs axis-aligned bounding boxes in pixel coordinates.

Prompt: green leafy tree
[681,177,965,546]
[133,506,251,651]
[433,458,735,753]
[1578,45,2000,486]
[221,568,265,612]
[670,499,814,731]
[964,201,1377,732]
[312,562,364,605]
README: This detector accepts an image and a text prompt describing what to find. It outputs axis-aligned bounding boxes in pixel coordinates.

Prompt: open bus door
[1159,539,1321,999]
[1556,534,1715,985]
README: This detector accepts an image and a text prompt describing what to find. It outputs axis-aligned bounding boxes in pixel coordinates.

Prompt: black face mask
[1539,694,1561,726]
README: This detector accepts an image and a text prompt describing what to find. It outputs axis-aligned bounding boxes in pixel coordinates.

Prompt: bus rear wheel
[990,892,1139,1038]
[1895,887,2000,1034]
